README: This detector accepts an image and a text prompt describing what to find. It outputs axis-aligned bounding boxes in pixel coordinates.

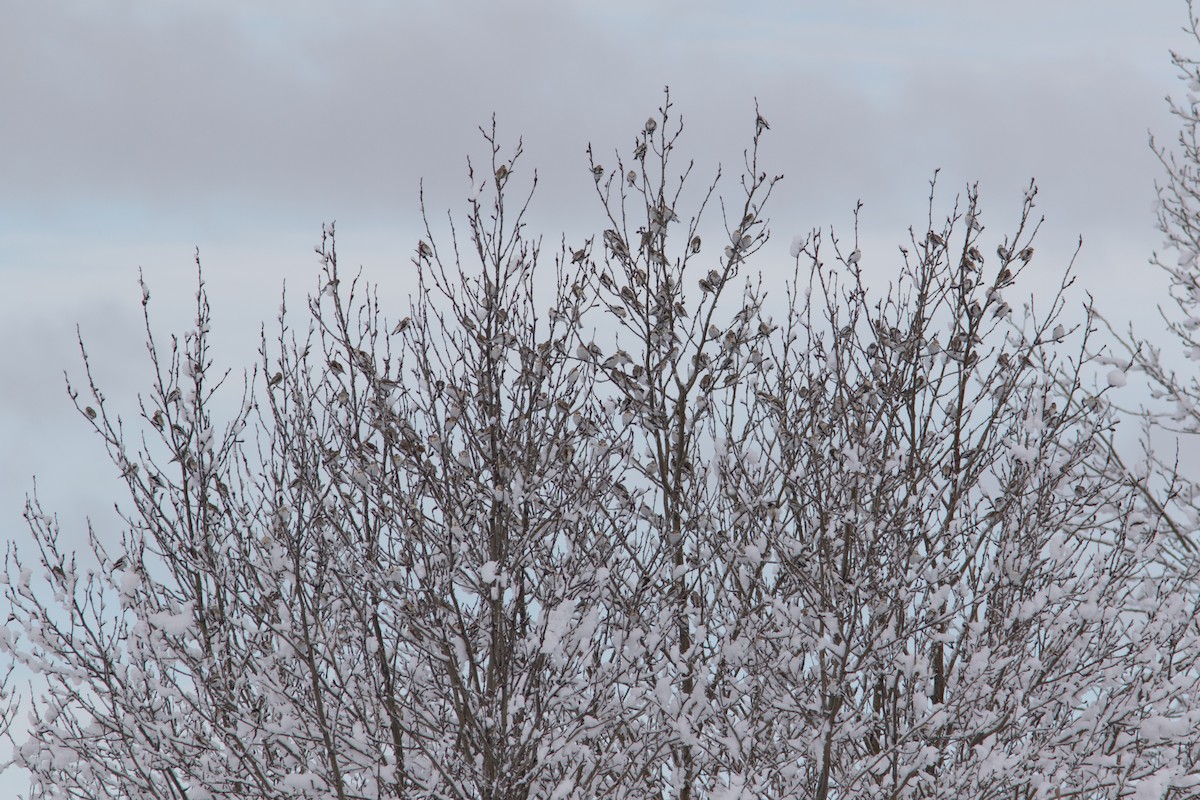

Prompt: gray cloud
[1,0,1187,512]
[0,0,1186,422]
[0,1,1180,229]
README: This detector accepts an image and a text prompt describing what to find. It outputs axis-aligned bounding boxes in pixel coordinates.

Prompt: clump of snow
[148,603,194,636]
[541,598,578,654]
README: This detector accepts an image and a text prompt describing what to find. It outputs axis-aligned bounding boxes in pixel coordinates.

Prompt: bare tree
[1093,0,1200,576]
[5,93,1200,800]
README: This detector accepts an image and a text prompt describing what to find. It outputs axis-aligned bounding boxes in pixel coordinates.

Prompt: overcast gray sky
[0,0,1193,790]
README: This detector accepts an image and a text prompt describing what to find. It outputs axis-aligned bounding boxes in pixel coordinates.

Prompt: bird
[627,170,637,186]
[603,230,628,257]
[1052,324,1066,341]
[592,165,605,181]
[645,117,658,134]
[690,236,702,254]
[392,317,412,335]
[756,113,770,134]
[604,349,633,368]
[848,249,861,265]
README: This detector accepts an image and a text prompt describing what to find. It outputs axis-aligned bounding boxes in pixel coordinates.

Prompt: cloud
[0,0,1176,225]
[0,0,1189,533]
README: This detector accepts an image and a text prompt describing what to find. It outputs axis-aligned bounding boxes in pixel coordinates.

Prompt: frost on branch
[4,95,1200,800]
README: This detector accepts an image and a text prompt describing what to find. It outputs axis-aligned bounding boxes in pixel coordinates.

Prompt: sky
[0,0,1194,792]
